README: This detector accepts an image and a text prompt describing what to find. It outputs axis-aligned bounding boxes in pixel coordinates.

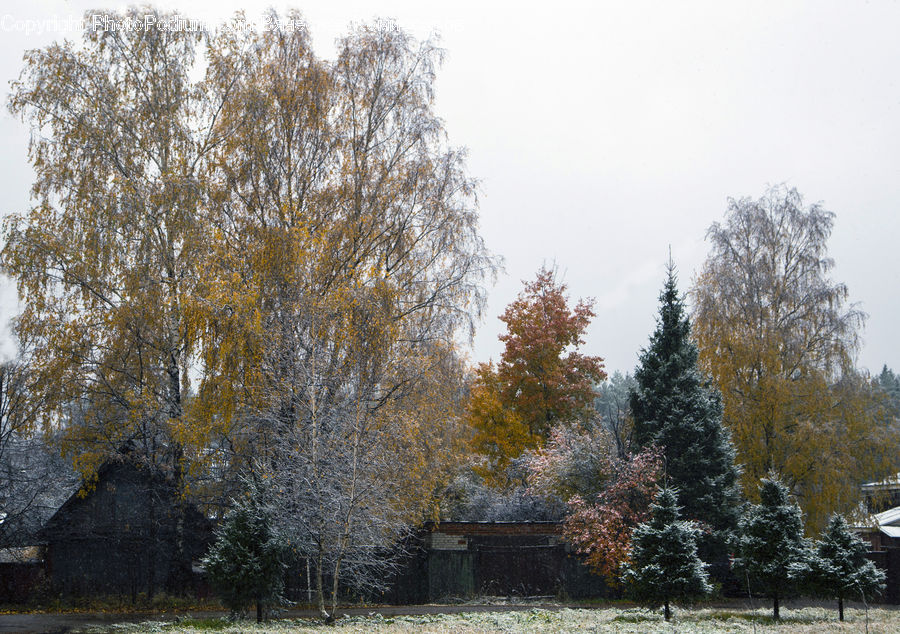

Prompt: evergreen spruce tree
[203,475,287,623]
[733,477,811,620]
[811,514,885,621]
[630,261,742,574]
[878,365,900,417]
[622,487,712,621]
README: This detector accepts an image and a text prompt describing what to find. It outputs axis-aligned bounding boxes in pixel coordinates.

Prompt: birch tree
[692,185,899,530]
[3,8,237,484]
[5,10,493,610]
[193,15,493,616]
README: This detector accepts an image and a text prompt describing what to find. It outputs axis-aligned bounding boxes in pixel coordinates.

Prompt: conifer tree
[630,261,742,571]
[622,486,711,621]
[203,475,287,623]
[811,514,885,621]
[733,477,811,620]
[878,366,900,417]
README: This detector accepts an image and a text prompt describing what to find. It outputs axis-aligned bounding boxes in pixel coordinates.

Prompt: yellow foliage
[2,9,494,539]
[692,187,899,531]
[468,362,537,487]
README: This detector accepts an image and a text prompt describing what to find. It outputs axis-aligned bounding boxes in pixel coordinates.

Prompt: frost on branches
[203,474,288,623]
[621,487,711,621]
[533,432,662,582]
[526,423,618,503]
[811,514,885,621]
[733,476,811,621]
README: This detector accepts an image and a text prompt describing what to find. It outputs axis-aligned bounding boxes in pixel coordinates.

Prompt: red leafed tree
[470,267,606,482]
[498,267,605,436]
[561,445,663,581]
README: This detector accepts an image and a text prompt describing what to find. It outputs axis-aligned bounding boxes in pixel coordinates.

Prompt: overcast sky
[1,1,899,376]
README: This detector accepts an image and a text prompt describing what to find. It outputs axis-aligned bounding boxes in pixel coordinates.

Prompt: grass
[77,604,900,633]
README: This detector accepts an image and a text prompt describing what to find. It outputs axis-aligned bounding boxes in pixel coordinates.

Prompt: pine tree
[733,477,811,620]
[811,514,885,621]
[630,261,742,572]
[878,365,900,417]
[203,475,287,623]
[622,487,712,621]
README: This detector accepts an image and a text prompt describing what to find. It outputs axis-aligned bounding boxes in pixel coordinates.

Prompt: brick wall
[428,532,469,551]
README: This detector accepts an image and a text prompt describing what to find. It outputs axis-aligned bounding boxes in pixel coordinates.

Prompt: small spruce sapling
[811,514,885,621]
[733,476,811,621]
[203,474,287,622]
[621,486,711,621]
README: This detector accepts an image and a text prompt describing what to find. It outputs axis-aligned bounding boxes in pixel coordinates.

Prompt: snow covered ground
[68,605,900,633]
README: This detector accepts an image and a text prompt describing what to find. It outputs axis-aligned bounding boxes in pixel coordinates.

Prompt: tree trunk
[311,338,328,622]
[838,596,844,621]
[256,599,263,623]
[167,330,188,595]
[329,396,362,618]
[773,592,780,621]
[331,557,342,618]
[307,557,312,604]
[316,548,327,618]
[664,599,671,621]
[130,549,137,606]
[147,491,157,599]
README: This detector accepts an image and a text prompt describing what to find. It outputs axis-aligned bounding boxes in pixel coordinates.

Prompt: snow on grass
[86,605,900,633]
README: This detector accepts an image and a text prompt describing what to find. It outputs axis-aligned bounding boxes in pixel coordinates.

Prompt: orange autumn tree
[563,444,662,581]
[469,267,606,484]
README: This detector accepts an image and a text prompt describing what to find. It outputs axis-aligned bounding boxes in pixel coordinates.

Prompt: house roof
[875,506,900,527]
[0,546,42,564]
[852,504,900,539]
[423,521,563,536]
[38,458,177,542]
[862,473,900,491]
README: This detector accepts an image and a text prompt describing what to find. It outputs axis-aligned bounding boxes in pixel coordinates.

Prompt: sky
[1,1,899,376]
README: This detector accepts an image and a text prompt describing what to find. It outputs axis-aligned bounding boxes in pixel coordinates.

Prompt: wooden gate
[474,543,564,596]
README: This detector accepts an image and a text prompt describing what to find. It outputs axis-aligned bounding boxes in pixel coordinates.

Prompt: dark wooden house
[39,459,212,599]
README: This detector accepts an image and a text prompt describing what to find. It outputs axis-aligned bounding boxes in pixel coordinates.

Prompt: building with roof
[855,506,900,552]
[862,473,900,514]
[39,459,212,598]
[376,521,611,603]
[855,472,900,551]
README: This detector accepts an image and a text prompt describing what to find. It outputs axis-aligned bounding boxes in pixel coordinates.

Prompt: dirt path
[0,611,159,634]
